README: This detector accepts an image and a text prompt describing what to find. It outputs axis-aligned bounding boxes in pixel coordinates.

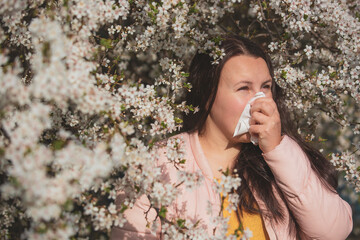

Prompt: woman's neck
[198,127,241,179]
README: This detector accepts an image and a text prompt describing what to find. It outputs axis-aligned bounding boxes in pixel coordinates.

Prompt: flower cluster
[331,152,360,192]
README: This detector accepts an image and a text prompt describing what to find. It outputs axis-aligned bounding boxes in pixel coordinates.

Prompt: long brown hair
[182,35,338,236]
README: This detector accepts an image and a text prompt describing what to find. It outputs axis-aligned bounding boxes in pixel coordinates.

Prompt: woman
[111,35,353,239]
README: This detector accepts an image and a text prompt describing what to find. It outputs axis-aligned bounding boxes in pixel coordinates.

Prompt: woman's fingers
[250,111,268,125]
[251,98,277,117]
[249,97,282,153]
[249,123,269,137]
[248,124,261,135]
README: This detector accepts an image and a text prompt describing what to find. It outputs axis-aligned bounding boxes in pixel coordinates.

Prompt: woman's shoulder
[152,132,196,184]
[154,131,194,167]
[156,131,191,144]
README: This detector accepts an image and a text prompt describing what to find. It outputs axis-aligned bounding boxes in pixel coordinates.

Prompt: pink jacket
[111,132,353,239]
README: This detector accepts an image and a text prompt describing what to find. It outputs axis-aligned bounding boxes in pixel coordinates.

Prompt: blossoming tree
[0,0,359,239]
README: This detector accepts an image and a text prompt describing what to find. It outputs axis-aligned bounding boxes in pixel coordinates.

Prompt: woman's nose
[251,90,264,98]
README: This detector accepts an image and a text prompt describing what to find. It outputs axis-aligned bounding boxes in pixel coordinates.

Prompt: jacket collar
[188,131,215,181]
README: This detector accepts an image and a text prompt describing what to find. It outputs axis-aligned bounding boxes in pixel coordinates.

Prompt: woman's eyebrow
[234,80,252,86]
[235,79,272,86]
[262,79,272,85]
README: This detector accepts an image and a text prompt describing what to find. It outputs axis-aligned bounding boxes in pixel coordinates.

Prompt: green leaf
[187,104,194,112]
[261,1,267,8]
[283,32,290,40]
[24,147,32,156]
[63,199,74,211]
[149,2,158,13]
[175,1,184,8]
[193,220,201,228]
[63,0,69,7]
[183,82,192,91]
[37,224,47,234]
[100,38,113,49]
[159,206,167,218]
[181,72,190,77]
[176,219,186,228]
[189,3,198,14]
[175,117,183,124]
[103,127,109,133]
[311,70,318,76]
[120,204,128,213]
[234,221,244,236]
[42,42,51,58]
[0,147,4,158]
[104,187,111,193]
[179,159,186,164]
[329,72,337,78]
[9,176,20,187]
[281,70,287,79]
[52,140,66,150]
[356,12,360,21]
[161,121,167,128]
[212,36,223,44]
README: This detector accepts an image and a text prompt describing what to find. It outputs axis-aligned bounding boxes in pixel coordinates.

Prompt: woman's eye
[237,86,248,91]
[263,85,271,89]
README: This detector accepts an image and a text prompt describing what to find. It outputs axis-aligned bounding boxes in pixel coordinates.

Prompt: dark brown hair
[182,35,338,236]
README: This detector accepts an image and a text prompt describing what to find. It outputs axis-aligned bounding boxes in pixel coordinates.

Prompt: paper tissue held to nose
[233,92,266,144]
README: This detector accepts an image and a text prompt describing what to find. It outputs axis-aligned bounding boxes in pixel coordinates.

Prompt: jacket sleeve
[110,192,161,240]
[262,135,353,240]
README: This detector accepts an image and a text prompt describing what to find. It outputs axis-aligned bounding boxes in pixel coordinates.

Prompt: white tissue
[233,92,266,145]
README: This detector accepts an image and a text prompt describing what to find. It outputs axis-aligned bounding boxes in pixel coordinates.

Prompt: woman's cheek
[231,103,245,131]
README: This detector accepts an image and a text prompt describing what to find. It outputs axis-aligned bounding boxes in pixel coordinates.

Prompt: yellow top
[222,194,270,240]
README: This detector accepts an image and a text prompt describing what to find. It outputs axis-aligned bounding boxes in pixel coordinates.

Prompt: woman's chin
[232,132,251,143]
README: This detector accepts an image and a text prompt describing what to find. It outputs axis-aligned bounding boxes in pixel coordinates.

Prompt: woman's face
[205,55,273,143]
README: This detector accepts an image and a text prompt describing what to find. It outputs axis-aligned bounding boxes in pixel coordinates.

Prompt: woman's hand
[248,97,282,153]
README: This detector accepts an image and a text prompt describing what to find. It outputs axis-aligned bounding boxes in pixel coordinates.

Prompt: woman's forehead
[220,55,272,84]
